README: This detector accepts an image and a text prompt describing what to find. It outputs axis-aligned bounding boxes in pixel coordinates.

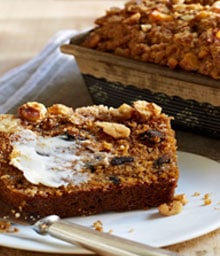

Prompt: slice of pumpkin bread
[0,100,178,220]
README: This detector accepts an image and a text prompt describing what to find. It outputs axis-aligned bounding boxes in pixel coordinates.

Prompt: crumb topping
[1,101,177,188]
[82,0,220,79]
[0,100,178,190]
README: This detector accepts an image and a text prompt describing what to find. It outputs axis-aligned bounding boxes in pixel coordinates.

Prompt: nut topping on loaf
[82,0,220,79]
[0,101,178,219]
[95,121,131,138]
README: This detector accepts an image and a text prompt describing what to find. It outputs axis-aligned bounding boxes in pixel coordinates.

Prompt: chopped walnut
[95,121,130,139]
[158,200,183,216]
[158,194,187,216]
[123,12,141,25]
[133,100,162,120]
[173,194,188,205]
[48,104,73,117]
[18,102,47,123]
[140,24,152,32]
[211,1,220,12]
[149,10,173,22]
[117,103,133,119]
[110,103,133,119]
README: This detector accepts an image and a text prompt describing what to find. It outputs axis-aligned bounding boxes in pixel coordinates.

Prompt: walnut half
[95,121,130,139]
[18,102,47,123]
[158,201,183,216]
[158,194,187,216]
[133,100,162,120]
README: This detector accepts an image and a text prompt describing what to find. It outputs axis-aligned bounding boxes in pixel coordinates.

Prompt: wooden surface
[0,1,220,256]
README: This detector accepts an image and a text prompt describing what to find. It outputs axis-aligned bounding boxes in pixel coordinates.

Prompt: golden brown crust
[82,0,220,79]
[0,101,178,219]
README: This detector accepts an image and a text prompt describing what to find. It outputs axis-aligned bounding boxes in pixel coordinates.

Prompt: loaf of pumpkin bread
[82,0,220,79]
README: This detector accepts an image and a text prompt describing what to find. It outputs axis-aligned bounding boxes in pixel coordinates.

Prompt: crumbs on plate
[92,220,134,234]
[192,192,201,197]
[0,219,19,233]
[203,193,212,206]
[193,192,213,206]
[92,220,114,234]
[92,192,214,233]
[92,220,104,232]
[157,194,188,216]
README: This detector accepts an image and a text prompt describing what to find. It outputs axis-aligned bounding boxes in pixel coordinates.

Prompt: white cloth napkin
[0,30,92,114]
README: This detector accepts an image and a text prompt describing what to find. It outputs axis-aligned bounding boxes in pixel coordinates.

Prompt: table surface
[0,0,220,255]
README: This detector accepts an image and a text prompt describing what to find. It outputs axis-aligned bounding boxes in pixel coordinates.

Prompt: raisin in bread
[0,100,178,220]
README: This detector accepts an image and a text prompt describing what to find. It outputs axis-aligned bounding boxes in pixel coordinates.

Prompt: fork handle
[34,215,180,256]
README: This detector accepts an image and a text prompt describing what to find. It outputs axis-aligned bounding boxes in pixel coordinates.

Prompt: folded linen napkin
[0,30,92,114]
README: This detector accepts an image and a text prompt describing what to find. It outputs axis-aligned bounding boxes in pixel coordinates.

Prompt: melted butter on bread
[9,129,91,188]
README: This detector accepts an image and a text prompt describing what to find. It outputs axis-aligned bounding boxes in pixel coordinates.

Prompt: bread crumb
[174,194,188,205]
[128,228,134,233]
[203,193,212,206]
[204,198,212,205]
[192,192,201,197]
[92,220,103,232]
[0,219,19,233]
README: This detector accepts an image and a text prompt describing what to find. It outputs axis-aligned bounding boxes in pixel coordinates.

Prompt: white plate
[1,151,220,254]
